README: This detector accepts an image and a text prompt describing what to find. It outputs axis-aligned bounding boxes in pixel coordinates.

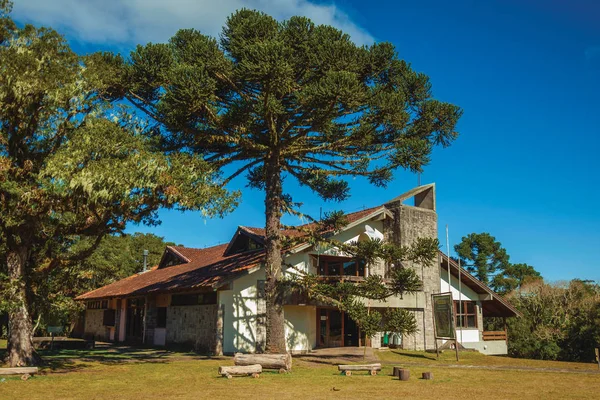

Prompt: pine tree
[118,10,462,352]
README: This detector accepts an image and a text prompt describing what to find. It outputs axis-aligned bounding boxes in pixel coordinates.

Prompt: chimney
[143,249,149,272]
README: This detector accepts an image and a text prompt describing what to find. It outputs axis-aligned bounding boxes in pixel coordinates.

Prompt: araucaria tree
[0,3,234,367]
[455,232,541,294]
[118,10,462,352]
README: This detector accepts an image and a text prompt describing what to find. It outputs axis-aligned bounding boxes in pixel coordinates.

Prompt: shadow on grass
[3,343,225,373]
[387,350,437,361]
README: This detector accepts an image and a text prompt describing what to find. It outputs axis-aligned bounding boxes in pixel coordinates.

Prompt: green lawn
[376,348,600,372]
[1,344,599,399]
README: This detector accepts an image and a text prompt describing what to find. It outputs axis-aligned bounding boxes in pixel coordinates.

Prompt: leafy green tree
[454,233,510,287]
[117,9,461,352]
[26,233,175,335]
[0,4,235,367]
[506,279,600,361]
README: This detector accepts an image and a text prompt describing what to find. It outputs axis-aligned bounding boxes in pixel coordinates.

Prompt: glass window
[454,300,477,328]
[343,261,356,276]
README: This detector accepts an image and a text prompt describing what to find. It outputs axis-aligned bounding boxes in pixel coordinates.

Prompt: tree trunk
[263,150,287,354]
[234,352,292,371]
[5,249,40,367]
[218,364,262,377]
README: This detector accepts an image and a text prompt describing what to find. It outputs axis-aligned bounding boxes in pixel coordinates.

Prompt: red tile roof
[76,206,387,301]
[76,244,264,300]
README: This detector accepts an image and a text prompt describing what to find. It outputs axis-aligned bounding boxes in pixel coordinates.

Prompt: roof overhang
[439,251,521,318]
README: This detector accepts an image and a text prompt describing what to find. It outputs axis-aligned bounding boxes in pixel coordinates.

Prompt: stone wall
[144,296,157,345]
[384,202,439,351]
[165,304,219,354]
[84,309,108,341]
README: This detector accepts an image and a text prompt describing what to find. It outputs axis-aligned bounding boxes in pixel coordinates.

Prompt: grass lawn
[1,343,599,399]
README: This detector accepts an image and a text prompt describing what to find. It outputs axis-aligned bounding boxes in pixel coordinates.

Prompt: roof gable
[224,227,265,256]
[439,251,521,318]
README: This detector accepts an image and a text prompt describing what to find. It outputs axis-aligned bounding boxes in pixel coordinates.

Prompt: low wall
[462,340,508,355]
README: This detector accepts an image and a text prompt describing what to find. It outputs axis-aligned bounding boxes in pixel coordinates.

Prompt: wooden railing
[483,331,507,341]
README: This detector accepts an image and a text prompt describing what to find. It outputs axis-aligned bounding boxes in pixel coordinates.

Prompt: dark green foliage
[455,232,541,294]
[493,263,541,294]
[26,233,174,333]
[454,233,510,286]
[384,308,418,337]
[506,280,600,362]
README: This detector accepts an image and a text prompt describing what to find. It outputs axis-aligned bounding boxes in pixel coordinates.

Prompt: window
[454,300,477,328]
[156,307,167,328]
[87,300,108,309]
[227,234,264,255]
[317,257,366,277]
[171,292,217,306]
[103,309,116,326]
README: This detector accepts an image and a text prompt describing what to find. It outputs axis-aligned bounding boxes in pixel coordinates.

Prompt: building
[77,184,518,355]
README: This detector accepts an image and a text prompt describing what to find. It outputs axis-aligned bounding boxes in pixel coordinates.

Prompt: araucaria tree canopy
[108,9,462,352]
[0,2,235,367]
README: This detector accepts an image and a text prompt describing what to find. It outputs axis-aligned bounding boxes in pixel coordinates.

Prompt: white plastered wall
[440,269,482,343]
[219,266,265,354]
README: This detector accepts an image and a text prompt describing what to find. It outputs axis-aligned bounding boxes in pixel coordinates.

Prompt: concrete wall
[384,203,439,351]
[462,340,508,355]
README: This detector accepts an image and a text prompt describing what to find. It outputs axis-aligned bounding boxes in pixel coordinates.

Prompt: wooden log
[234,353,292,371]
[338,363,382,372]
[0,367,39,376]
[422,372,433,380]
[218,364,262,377]
[392,366,402,377]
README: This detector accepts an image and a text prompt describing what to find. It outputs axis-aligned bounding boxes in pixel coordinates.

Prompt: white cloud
[12,0,373,46]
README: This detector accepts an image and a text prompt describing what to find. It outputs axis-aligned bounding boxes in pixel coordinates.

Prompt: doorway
[125,298,145,343]
[317,308,362,347]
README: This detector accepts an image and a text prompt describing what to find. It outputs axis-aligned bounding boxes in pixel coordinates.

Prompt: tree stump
[21,374,31,381]
[422,372,433,380]
[345,370,352,376]
[399,369,410,381]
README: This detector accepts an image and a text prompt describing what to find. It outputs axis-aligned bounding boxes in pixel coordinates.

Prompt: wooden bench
[338,363,381,376]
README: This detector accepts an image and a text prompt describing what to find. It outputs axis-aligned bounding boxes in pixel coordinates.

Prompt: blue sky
[14,0,600,282]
